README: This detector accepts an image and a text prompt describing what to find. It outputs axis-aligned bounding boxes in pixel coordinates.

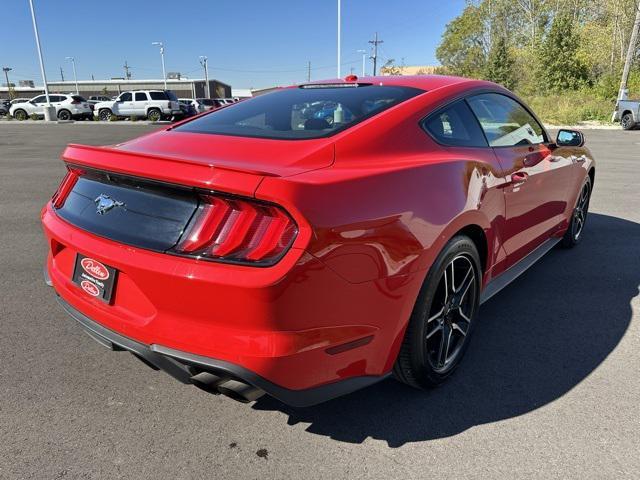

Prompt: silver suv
[94,90,181,121]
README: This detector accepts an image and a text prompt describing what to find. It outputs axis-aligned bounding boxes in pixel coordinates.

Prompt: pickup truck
[94,90,181,121]
[613,99,639,130]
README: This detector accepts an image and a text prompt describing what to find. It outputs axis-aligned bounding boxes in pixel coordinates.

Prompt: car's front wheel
[621,113,635,130]
[98,109,112,121]
[13,109,28,121]
[562,176,592,248]
[394,235,481,388]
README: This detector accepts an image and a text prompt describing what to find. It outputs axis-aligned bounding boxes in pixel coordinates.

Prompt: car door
[29,95,47,115]
[467,93,572,269]
[133,92,149,116]
[115,92,133,115]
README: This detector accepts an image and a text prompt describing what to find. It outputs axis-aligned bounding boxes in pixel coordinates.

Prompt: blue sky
[2,0,465,89]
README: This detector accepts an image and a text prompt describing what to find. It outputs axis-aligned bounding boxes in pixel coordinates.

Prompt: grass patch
[522,91,615,125]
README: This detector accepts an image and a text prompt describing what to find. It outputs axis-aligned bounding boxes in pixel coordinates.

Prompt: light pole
[152,41,167,89]
[2,67,13,99]
[337,0,341,78]
[357,50,366,76]
[28,0,54,120]
[65,56,79,94]
[199,56,210,98]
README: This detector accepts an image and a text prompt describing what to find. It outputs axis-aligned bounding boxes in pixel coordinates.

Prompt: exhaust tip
[217,379,265,403]
[190,372,225,394]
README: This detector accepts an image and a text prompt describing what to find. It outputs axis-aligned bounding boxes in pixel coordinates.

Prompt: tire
[57,109,71,121]
[98,109,112,121]
[147,109,162,122]
[562,176,592,248]
[394,235,482,389]
[621,113,635,130]
[13,109,28,121]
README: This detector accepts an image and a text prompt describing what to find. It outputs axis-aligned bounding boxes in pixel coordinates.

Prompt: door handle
[511,172,528,184]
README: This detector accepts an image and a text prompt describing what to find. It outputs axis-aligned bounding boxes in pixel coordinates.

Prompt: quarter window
[422,101,487,147]
[467,93,545,147]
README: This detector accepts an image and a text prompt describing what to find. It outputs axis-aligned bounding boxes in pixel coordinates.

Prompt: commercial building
[0,77,231,100]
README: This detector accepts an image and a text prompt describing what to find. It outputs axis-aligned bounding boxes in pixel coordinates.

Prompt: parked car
[177,101,198,119]
[10,98,31,105]
[179,98,207,114]
[613,98,639,130]
[9,94,92,120]
[87,95,113,106]
[94,90,181,121]
[196,98,218,111]
[42,75,594,406]
[0,99,9,116]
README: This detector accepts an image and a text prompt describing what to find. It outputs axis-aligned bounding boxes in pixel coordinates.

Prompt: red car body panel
[42,75,595,403]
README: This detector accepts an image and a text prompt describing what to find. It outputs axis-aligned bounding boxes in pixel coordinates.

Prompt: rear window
[149,91,168,100]
[175,84,423,140]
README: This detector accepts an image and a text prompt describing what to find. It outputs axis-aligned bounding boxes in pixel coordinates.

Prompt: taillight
[174,194,297,265]
[52,166,84,208]
[71,99,80,104]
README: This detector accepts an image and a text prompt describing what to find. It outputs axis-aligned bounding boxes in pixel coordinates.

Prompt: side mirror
[556,129,584,147]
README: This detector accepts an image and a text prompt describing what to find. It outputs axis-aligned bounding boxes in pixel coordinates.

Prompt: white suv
[94,90,181,121]
[9,94,92,121]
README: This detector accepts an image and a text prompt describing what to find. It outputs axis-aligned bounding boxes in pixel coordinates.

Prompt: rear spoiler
[61,144,268,197]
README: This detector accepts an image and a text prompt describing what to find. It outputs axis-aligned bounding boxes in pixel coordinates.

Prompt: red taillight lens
[175,194,297,265]
[52,167,84,208]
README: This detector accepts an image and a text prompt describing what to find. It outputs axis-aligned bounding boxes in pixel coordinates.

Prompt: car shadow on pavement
[252,213,639,447]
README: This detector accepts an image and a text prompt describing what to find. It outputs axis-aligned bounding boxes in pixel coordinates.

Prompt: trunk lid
[117,130,335,178]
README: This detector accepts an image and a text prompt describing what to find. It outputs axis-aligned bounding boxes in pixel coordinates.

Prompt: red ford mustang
[42,75,594,406]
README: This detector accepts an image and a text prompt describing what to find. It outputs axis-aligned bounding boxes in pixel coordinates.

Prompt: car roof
[300,74,494,91]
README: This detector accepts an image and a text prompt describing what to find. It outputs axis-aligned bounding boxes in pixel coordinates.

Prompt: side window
[32,95,46,103]
[52,96,65,103]
[119,92,132,102]
[467,93,545,147]
[422,100,487,147]
[135,92,148,101]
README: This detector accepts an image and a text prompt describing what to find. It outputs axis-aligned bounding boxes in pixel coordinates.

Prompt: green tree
[436,4,487,78]
[484,36,516,89]
[537,14,589,92]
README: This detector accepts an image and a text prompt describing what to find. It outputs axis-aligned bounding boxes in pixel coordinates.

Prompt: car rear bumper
[53,292,388,407]
[42,202,409,400]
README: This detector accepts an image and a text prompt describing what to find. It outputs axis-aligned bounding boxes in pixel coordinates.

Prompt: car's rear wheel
[98,109,112,121]
[13,109,28,121]
[621,113,635,130]
[394,235,481,388]
[562,176,591,248]
[147,109,162,122]
[57,109,71,121]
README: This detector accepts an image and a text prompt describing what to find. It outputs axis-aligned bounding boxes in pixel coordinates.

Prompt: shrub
[29,113,39,121]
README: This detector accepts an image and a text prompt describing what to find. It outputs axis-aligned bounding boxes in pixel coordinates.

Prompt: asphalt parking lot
[0,123,638,479]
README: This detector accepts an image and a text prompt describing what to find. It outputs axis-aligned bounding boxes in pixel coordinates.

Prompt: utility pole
[613,0,640,120]
[59,67,65,81]
[199,56,210,98]
[369,32,383,76]
[307,61,311,82]
[2,67,13,99]
[124,60,131,80]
